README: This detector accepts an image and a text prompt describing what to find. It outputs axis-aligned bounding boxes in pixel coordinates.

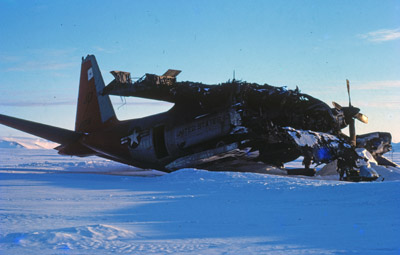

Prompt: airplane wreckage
[0,55,397,181]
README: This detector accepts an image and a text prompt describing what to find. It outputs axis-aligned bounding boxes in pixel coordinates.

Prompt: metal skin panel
[172,111,232,150]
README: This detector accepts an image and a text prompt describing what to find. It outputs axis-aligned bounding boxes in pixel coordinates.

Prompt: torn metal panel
[165,142,239,170]
[162,69,181,78]
[110,71,132,84]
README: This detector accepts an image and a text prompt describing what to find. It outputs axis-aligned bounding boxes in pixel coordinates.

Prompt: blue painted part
[317,147,332,161]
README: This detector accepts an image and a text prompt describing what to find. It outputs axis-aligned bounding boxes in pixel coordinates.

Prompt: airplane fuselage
[80,106,240,171]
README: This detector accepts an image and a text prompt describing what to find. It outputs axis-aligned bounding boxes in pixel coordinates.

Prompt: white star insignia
[121,130,140,147]
[128,130,139,146]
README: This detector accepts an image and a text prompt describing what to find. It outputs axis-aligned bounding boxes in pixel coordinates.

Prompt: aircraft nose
[382,132,392,143]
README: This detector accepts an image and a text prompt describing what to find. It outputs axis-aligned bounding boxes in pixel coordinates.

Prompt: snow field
[0,143,400,254]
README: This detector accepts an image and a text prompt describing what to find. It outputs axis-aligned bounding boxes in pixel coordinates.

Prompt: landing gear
[337,157,379,182]
[286,155,316,176]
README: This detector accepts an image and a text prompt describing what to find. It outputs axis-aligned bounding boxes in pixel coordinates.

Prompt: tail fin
[75,55,118,133]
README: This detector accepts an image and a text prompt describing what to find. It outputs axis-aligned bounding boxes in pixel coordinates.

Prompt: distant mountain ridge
[0,137,58,149]
[0,140,25,149]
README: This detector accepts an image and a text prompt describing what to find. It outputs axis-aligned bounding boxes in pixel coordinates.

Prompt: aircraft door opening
[153,125,169,159]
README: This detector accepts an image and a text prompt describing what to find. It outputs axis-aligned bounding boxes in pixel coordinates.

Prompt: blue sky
[0,0,399,142]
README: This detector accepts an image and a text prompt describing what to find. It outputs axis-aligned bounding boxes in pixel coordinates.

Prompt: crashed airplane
[0,55,396,181]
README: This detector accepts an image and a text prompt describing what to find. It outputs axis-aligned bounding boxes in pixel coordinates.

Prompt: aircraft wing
[103,77,177,103]
[0,114,81,145]
[102,70,218,106]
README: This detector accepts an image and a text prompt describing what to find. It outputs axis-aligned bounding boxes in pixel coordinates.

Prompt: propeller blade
[332,101,342,110]
[346,79,352,107]
[355,113,368,124]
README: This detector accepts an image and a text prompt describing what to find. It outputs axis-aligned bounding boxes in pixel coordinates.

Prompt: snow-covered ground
[1,138,400,254]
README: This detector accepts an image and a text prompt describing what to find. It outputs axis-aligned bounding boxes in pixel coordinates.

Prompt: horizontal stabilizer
[0,114,81,145]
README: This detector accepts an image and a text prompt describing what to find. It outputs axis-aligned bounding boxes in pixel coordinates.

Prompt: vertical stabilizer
[75,55,117,132]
